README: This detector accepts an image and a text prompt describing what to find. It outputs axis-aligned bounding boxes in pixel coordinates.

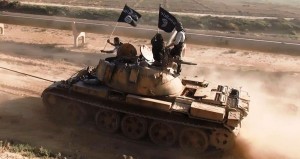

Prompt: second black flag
[158,7,178,33]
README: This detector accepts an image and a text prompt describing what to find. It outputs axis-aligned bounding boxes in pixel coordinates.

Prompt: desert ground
[0,23,299,159]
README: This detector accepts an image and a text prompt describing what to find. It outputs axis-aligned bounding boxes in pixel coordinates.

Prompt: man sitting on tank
[151,33,165,66]
[101,37,137,64]
[101,37,123,62]
[101,37,123,54]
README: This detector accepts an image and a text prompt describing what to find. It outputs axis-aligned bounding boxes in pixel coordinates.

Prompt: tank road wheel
[95,109,120,133]
[210,129,235,150]
[65,103,88,125]
[121,115,148,140]
[179,128,209,153]
[149,122,177,146]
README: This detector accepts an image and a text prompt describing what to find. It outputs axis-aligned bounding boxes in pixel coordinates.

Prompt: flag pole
[103,22,119,50]
[103,4,125,51]
[157,4,161,33]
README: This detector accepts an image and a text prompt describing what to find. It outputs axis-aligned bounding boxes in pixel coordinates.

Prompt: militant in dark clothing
[151,33,165,65]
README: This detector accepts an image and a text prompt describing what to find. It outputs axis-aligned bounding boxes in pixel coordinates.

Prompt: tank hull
[43,81,227,130]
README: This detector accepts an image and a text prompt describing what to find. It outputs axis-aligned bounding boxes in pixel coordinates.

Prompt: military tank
[42,43,250,153]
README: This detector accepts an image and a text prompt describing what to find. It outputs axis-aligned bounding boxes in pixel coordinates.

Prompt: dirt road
[0,25,300,159]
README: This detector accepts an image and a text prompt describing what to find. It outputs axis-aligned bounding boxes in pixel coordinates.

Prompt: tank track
[43,90,228,130]
[42,86,237,153]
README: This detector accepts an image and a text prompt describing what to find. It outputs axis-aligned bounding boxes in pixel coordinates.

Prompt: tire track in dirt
[0,83,42,97]
[0,53,79,73]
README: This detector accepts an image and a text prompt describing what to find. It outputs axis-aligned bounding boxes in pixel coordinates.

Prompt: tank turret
[96,59,184,96]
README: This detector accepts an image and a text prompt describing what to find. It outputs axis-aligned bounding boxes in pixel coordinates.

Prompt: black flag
[158,7,178,33]
[118,5,141,27]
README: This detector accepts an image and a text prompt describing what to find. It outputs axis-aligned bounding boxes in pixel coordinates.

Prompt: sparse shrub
[289,30,297,35]
[7,1,20,8]
[0,139,67,158]
[253,20,269,30]
[226,23,239,30]
[34,146,50,157]
[0,0,9,8]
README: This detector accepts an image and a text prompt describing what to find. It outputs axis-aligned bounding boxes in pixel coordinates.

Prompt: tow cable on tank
[0,66,55,83]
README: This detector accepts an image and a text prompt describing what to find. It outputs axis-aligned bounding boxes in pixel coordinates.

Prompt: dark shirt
[151,36,165,62]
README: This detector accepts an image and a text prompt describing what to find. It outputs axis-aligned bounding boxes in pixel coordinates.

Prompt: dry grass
[0,140,66,159]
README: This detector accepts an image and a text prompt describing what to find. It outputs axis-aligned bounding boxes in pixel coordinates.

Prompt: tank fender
[126,94,172,111]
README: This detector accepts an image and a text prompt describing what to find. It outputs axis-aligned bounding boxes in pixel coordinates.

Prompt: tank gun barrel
[172,59,197,65]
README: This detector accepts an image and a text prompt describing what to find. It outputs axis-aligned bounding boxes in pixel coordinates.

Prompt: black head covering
[175,22,184,32]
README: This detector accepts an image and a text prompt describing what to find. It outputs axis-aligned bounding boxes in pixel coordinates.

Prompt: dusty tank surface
[42,43,250,153]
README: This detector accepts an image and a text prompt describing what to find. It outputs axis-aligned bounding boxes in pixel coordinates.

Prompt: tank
[41,43,250,154]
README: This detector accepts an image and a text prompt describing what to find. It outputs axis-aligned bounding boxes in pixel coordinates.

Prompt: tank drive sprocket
[210,129,235,150]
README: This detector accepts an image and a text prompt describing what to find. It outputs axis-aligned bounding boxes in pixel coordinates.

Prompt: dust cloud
[184,65,300,159]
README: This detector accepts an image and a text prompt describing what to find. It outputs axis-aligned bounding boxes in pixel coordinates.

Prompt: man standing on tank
[166,22,186,74]
[151,33,165,66]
